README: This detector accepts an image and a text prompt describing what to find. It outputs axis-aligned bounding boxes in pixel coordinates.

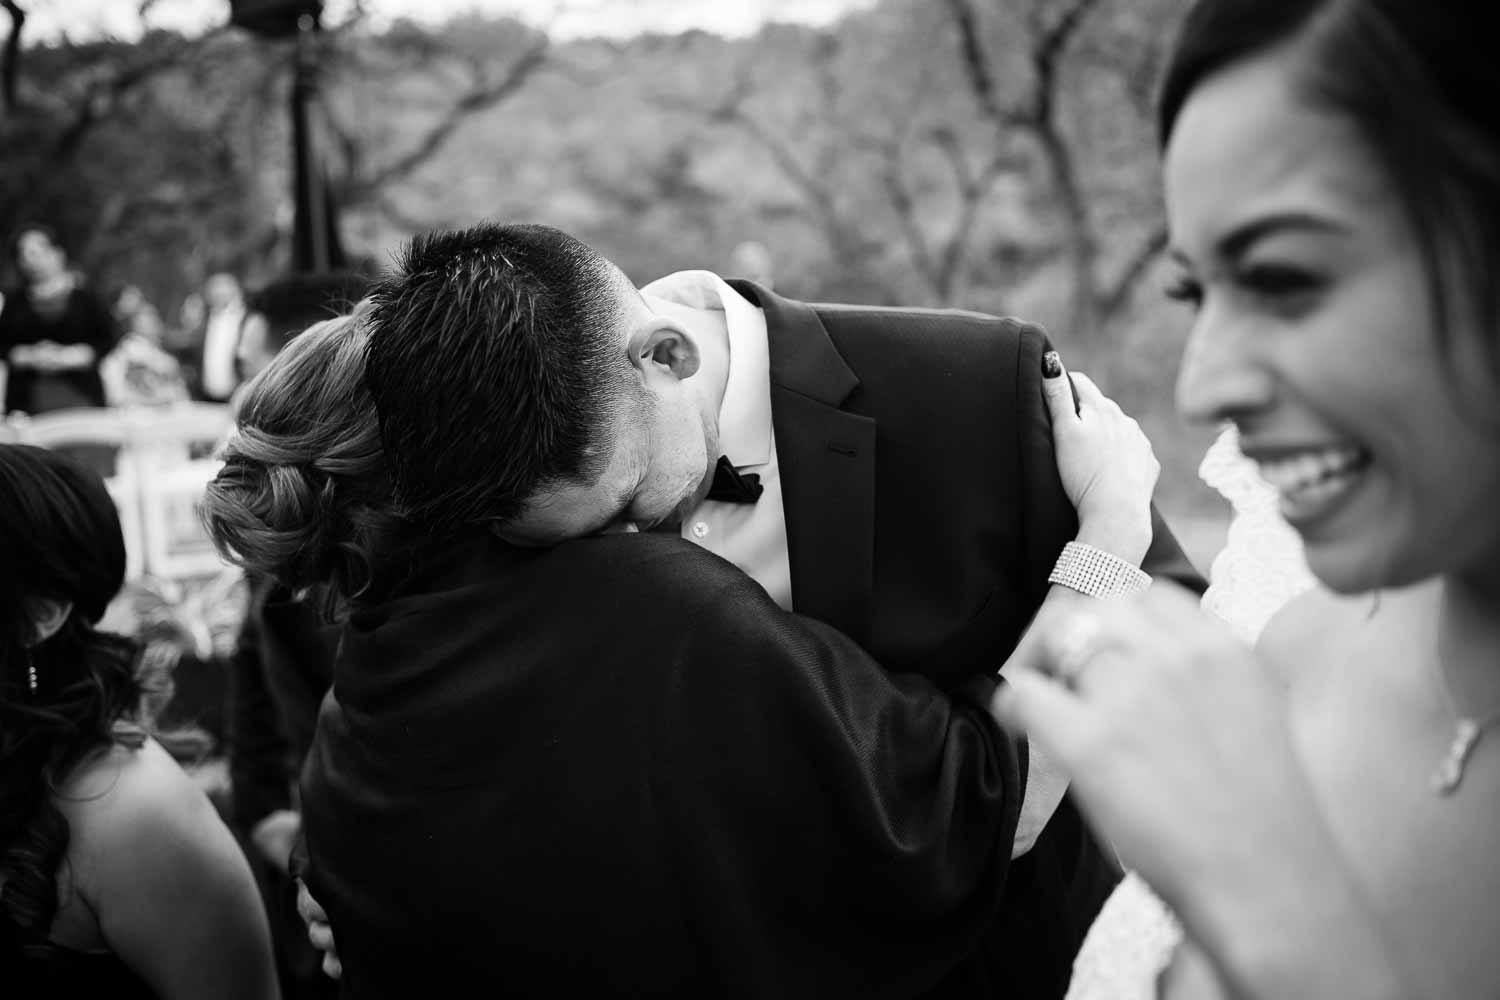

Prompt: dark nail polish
[1041,351,1062,379]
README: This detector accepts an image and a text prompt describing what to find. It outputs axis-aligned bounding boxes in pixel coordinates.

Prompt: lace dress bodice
[1063,426,1316,1000]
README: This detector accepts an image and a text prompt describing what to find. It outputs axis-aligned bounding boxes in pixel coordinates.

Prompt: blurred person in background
[1003,0,1500,997]
[0,443,279,999]
[168,288,207,390]
[0,224,117,416]
[192,271,248,403]
[225,271,367,1000]
[111,284,161,339]
[233,270,370,410]
[101,284,189,408]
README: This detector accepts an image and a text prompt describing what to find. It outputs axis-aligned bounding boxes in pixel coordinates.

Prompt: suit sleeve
[227,576,295,833]
[650,574,1022,996]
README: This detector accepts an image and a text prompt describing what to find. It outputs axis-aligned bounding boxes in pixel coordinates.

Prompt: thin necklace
[1429,647,1500,795]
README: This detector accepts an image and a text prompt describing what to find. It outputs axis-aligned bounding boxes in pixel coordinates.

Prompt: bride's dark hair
[202,303,409,615]
[0,445,154,941]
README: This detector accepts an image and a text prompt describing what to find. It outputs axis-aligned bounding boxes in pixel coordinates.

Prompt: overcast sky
[24,0,877,43]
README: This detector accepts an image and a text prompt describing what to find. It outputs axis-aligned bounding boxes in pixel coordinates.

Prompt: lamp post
[227,0,344,273]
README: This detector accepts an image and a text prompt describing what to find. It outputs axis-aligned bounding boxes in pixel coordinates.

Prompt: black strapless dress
[5,923,157,999]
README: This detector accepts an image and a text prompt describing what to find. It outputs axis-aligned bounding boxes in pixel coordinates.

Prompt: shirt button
[691,521,709,539]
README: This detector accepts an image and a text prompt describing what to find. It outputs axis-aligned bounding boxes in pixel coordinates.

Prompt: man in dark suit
[725,279,1196,992]
[298,223,1198,997]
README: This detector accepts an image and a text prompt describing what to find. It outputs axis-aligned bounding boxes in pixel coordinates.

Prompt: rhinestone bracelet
[1047,541,1151,598]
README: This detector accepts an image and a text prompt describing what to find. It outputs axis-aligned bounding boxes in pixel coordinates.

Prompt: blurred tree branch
[373,190,441,234]
[944,0,1108,336]
[51,29,227,163]
[1098,222,1168,322]
[942,0,1174,337]
[320,28,550,210]
[2,0,23,115]
[869,119,1018,303]
[651,63,878,272]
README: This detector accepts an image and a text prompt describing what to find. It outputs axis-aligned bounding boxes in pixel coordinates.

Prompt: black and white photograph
[2,0,1497,997]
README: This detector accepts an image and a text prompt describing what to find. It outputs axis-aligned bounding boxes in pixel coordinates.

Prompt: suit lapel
[728,280,875,647]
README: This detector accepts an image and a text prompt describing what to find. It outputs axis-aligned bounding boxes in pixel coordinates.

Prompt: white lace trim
[1064,426,1316,1000]
[1198,426,1318,644]
[1064,871,1184,1000]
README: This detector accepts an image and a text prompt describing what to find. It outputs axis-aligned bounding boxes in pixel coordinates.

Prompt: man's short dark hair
[364,222,633,533]
[246,270,370,354]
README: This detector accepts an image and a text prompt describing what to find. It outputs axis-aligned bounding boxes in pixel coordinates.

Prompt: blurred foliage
[0,0,1225,520]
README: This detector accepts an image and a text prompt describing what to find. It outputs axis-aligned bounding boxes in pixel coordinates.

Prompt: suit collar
[726,279,857,407]
[728,279,874,647]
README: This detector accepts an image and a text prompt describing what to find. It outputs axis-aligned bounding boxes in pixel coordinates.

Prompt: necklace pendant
[1432,718,1482,796]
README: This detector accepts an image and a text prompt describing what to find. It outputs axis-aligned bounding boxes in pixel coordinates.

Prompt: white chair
[137,457,232,579]
[127,403,234,580]
[9,406,130,451]
[125,400,234,467]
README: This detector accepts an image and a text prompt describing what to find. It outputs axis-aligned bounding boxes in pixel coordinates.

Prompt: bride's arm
[1002,357,1160,858]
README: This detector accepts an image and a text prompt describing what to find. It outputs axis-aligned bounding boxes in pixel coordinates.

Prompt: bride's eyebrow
[1216,212,1351,261]
[1171,212,1355,273]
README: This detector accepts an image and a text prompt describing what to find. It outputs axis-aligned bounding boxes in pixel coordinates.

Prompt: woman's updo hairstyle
[202,302,405,612]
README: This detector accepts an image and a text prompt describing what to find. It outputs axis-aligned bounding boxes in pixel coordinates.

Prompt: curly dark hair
[202,304,411,613]
[0,444,162,942]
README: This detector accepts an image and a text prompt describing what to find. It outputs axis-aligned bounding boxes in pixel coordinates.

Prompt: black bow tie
[706,455,763,504]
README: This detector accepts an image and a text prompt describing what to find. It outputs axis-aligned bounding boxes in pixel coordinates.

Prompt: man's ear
[626,317,700,381]
[27,598,73,645]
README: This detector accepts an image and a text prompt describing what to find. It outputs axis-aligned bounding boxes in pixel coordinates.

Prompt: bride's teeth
[1255,447,1366,497]
[1295,454,1321,484]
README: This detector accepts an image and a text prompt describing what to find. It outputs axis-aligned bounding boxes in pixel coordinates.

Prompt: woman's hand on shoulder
[1041,352,1158,564]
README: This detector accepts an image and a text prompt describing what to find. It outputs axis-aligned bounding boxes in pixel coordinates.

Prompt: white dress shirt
[640,271,793,610]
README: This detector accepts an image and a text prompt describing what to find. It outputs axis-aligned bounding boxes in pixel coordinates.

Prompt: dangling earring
[26,646,37,695]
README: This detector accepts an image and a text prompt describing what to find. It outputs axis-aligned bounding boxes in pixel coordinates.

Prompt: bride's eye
[1237,263,1326,314]
[1163,274,1204,309]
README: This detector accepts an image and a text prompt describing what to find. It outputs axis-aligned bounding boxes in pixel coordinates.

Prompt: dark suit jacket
[732,280,1202,995]
[229,577,338,834]
[227,576,340,997]
[302,533,1024,998]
